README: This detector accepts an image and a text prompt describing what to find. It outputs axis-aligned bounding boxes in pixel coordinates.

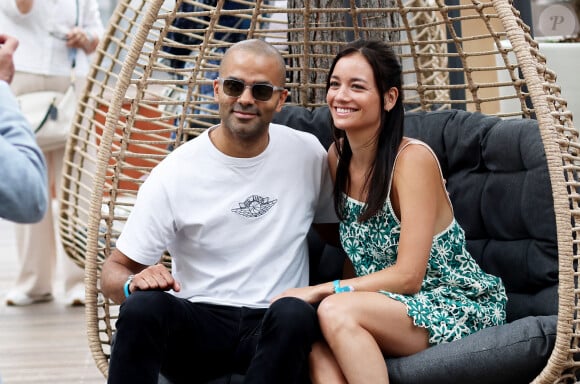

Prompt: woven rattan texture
[58,1,579,382]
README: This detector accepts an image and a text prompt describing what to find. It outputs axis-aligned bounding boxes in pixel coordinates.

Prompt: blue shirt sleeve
[0,80,48,223]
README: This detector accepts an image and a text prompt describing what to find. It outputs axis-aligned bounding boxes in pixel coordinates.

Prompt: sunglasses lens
[252,85,274,101]
[221,79,278,101]
[223,79,245,97]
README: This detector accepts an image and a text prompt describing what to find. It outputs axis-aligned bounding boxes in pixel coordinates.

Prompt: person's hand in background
[66,26,98,54]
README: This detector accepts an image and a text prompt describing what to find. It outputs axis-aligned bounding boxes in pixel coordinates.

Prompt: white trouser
[10,72,85,297]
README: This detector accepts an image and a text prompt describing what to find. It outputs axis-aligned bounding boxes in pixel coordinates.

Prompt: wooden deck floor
[0,219,105,384]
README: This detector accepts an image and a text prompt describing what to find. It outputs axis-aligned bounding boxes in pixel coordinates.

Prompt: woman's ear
[384,87,399,112]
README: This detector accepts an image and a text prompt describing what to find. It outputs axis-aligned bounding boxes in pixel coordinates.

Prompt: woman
[275,39,507,383]
[0,0,103,306]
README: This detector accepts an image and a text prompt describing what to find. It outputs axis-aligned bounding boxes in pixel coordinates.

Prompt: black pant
[107,291,319,384]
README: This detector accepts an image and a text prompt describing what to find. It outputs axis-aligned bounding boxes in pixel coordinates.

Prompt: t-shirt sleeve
[115,166,177,265]
[313,143,338,224]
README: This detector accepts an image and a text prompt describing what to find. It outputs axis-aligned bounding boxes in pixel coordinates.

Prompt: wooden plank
[0,219,105,384]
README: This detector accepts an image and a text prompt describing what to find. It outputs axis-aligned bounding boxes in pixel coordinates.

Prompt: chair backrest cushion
[274,107,558,322]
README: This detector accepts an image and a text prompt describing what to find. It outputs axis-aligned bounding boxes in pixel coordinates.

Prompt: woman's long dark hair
[328,39,404,222]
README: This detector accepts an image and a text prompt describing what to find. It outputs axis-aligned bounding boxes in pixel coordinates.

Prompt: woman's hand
[66,27,98,53]
[271,282,334,304]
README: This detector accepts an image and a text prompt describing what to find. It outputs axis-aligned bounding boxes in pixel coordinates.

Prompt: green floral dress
[339,143,507,345]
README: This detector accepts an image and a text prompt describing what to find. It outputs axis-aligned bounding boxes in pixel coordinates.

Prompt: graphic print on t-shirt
[232,195,278,218]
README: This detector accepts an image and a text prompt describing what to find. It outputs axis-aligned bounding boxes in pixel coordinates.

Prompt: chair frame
[58,1,579,382]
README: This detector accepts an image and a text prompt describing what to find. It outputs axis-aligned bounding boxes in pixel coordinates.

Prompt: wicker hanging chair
[58,0,579,381]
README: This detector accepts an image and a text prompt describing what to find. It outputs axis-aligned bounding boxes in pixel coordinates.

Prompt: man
[0,34,48,223]
[101,39,338,384]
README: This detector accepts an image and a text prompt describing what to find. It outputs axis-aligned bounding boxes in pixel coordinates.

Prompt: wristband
[123,275,135,298]
[333,279,354,293]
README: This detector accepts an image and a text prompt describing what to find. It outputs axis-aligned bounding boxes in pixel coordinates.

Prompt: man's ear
[275,89,289,112]
[384,87,399,112]
[213,78,220,101]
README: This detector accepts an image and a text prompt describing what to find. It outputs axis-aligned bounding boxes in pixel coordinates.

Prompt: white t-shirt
[116,123,337,308]
[0,0,103,77]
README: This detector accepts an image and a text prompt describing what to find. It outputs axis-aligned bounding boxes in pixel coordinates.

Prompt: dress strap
[387,139,453,213]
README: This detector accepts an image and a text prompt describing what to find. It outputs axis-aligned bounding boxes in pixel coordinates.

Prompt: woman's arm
[339,144,449,295]
[327,142,338,183]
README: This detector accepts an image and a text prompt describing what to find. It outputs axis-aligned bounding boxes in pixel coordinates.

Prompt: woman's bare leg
[309,341,347,384]
[317,292,429,384]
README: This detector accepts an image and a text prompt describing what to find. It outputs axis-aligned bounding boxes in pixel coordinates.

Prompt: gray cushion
[192,316,557,384]
[402,110,558,321]
[387,315,557,384]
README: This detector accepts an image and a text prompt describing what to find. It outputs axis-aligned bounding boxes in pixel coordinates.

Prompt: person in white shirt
[0,0,104,306]
[101,39,338,384]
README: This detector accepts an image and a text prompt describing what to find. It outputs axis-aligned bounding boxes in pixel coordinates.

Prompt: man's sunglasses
[218,78,285,101]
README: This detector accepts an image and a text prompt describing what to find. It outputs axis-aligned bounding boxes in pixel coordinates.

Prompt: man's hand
[101,249,181,304]
[129,263,181,294]
[0,35,19,84]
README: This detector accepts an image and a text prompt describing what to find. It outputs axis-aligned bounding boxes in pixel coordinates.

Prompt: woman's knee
[316,295,354,335]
